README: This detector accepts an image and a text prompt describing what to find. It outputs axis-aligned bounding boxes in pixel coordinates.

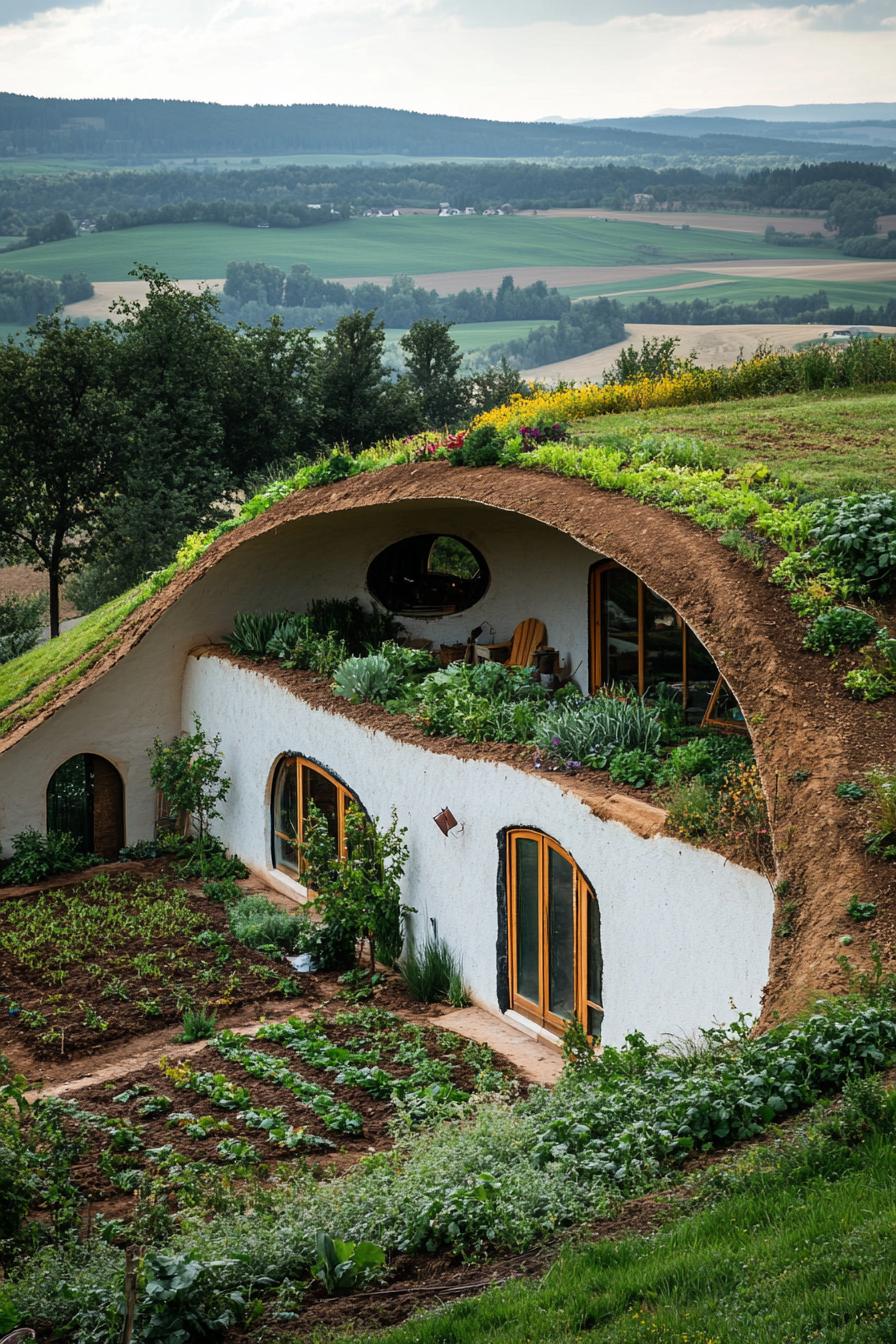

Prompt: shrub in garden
[665,777,716,840]
[177,1006,218,1043]
[0,593,47,665]
[301,802,410,969]
[535,691,662,766]
[415,660,550,743]
[803,606,878,655]
[148,715,231,876]
[659,734,753,790]
[449,422,502,467]
[0,828,100,886]
[333,642,435,705]
[306,597,401,655]
[228,895,307,955]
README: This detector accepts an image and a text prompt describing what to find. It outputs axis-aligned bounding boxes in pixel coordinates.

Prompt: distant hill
[582,114,896,151]
[686,103,896,123]
[0,93,893,164]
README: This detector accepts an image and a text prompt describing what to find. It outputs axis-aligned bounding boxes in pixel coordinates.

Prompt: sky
[0,0,894,121]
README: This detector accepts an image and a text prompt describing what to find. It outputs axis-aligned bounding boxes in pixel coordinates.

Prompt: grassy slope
[350,1133,896,1344]
[383,318,559,354]
[572,387,896,494]
[0,582,152,727]
[0,217,831,283]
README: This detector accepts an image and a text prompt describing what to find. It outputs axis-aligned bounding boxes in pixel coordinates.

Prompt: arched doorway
[47,754,124,859]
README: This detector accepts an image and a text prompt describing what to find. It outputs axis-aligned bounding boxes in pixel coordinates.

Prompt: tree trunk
[48,565,60,638]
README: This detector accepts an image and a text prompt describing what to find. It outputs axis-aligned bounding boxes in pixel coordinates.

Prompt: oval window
[367,534,489,616]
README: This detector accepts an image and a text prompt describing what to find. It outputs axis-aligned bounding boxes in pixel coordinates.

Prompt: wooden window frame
[272,756,356,883]
[588,561,746,732]
[506,829,602,1038]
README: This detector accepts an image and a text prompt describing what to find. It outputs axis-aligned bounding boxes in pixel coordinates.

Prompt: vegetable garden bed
[20,1009,514,1218]
[0,865,309,1064]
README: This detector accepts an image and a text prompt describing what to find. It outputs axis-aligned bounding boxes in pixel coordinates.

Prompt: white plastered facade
[0,497,774,1044]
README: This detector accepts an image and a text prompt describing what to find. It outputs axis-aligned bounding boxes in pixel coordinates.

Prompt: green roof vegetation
[572,387,896,495]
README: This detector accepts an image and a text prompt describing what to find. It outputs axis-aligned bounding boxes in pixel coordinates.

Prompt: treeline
[0,271,526,626]
[2,158,894,244]
[475,299,627,370]
[3,93,875,162]
[624,290,896,327]
[0,269,92,323]
[220,264,569,330]
[840,231,896,259]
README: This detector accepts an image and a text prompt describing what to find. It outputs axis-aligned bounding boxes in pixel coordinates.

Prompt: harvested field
[64,276,223,321]
[524,321,896,382]
[520,208,834,236]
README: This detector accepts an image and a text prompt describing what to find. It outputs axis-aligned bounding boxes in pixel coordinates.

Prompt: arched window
[588,561,747,731]
[47,754,124,859]
[506,829,602,1038]
[271,756,357,878]
[367,534,489,616]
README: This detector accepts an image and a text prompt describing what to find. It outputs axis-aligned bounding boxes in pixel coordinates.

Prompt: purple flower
[551,735,561,748]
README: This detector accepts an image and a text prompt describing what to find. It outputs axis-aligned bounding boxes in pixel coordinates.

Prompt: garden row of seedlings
[31,1010,508,1209]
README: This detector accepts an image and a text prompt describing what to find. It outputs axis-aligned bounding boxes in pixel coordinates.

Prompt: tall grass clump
[402,935,469,1006]
[535,690,662,766]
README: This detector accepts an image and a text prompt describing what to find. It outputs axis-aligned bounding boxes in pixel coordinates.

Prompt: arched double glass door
[506,829,603,1039]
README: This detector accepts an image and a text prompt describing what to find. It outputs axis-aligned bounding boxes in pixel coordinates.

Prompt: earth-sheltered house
[0,462,889,1047]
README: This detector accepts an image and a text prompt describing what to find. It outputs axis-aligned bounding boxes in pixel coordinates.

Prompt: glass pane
[586,886,603,1039]
[643,587,684,700]
[276,761,298,837]
[685,628,719,724]
[275,833,299,874]
[514,836,540,1005]
[47,754,93,851]
[547,847,575,1020]
[601,568,640,691]
[303,766,339,844]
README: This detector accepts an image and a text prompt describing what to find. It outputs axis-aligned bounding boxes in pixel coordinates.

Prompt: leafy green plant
[312,1232,386,1294]
[803,605,878,655]
[659,734,753,790]
[609,748,658,788]
[176,1006,218,1043]
[401,935,467,1005]
[836,780,867,802]
[0,828,101,886]
[810,492,896,594]
[844,627,896,701]
[201,877,243,903]
[846,896,878,922]
[332,651,394,704]
[306,596,402,654]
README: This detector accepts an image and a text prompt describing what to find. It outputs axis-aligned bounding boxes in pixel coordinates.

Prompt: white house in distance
[2,463,871,1048]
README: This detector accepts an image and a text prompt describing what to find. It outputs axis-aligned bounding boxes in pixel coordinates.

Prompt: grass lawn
[572,387,896,494]
[349,1131,896,1344]
[0,217,833,284]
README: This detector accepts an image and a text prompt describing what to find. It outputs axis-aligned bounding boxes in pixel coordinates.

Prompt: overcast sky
[1,0,893,121]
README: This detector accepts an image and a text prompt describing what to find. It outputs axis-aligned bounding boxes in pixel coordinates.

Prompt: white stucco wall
[0,499,601,850]
[182,653,774,1047]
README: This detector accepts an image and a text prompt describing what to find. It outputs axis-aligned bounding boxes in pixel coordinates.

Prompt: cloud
[433,0,895,28]
[0,0,98,24]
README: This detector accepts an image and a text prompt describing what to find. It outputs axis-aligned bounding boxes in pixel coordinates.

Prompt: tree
[315,310,415,448]
[0,316,126,636]
[148,714,231,872]
[400,319,464,428]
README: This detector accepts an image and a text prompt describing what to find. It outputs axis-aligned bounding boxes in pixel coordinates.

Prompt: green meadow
[0,215,833,284]
[563,273,896,310]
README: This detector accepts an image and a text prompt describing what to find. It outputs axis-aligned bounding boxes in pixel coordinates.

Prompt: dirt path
[524,321,896,382]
